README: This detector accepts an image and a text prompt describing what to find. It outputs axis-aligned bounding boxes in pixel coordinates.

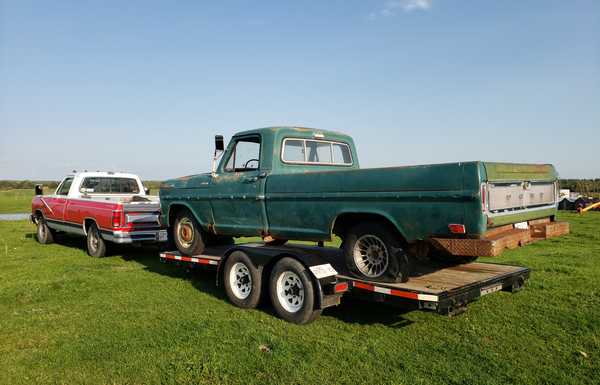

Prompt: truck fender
[166,202,210,230]
[330,210,410,243]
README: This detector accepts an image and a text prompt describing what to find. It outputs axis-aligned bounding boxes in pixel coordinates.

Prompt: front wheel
[343,222,411,283]
[173,210,205,256]
[87,223,107,257]
[269,257,321,324]
[36,217,55,244]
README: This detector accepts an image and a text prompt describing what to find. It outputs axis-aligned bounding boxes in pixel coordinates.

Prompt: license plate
[480,283,502,296]
[309,264,338,279]
[157,230,168,242]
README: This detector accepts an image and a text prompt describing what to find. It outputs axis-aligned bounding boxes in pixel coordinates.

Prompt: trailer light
[112,210,122,228]
[448,224,466,234]
[334,282,349,293]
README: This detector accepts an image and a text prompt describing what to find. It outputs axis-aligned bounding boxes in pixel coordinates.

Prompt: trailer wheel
[269,257,320,324]
[36,217,55,244]
[173,210,205,255]
[87,223,107,257]
[223,251,262,309]
[343,222,410,283]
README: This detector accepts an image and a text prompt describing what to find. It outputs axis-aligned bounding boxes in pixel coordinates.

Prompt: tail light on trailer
[112,210,123,228]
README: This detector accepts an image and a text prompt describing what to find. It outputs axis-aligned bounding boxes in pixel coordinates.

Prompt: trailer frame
[159,243,530,323]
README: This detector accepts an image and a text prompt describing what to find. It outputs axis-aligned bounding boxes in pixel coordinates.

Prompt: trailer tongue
[160,243,530,323]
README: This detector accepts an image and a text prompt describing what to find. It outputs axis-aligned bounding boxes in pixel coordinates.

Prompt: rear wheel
[269,257,321,324]
[87,223,107,257]
[36,217,55,244]
[343,222,410,283]
[223,251,262,309]
[173,210,205,255]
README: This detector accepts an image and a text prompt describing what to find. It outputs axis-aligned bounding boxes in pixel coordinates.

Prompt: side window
[56,178,73,195]
[283,139,305,162]
[224,137,261,172]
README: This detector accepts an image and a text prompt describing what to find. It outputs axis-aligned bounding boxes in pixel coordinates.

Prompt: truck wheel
[343,222,410,283]
[223,251,262,309]
[87,223,107,257]
[269,257,321,324]
[173,211,205,256]
[36,218,55,244]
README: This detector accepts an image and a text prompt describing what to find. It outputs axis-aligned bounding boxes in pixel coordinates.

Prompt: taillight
[334,282,349,293]
[481,183,487,212]
[448,224,466,234]
[112,210,122,228]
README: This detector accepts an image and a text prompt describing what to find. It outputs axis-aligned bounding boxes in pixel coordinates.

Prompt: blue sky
[1,0,598,180]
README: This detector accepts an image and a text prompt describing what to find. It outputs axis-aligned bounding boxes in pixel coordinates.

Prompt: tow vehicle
[160,243,530,324]
[31,171,168,257]
[160,126,568,283]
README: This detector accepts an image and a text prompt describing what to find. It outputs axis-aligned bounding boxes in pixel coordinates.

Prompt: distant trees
[559,179,600,196]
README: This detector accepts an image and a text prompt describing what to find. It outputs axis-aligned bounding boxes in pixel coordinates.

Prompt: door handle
[243,172,267,183]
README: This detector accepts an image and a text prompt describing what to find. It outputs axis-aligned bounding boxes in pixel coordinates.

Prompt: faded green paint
[160,127,559,242]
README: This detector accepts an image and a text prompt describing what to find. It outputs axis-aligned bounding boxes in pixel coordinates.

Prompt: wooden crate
[530,221,570,239]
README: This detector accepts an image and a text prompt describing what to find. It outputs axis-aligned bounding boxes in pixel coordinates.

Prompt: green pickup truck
[160,127,567,282]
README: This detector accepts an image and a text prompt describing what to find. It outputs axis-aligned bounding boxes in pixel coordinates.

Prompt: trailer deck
[160,243,530,320]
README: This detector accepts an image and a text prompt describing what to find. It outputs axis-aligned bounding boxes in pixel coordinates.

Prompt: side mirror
[215,135,224,152]
[34,184,43,196]
[144,187,150,195]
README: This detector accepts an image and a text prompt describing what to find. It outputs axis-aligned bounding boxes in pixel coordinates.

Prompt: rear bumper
[431,218,569,257]
[102,229,168,244]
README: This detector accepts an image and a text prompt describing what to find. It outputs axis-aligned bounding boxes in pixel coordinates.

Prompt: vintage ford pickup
[160,127,568,282]
[32,171,168,257]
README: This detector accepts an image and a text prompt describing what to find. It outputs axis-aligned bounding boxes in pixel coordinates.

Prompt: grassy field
[0,189,33,214]
[0,213,598,384]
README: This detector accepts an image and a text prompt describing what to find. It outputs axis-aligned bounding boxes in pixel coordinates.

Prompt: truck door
[210,135,266,236]
[46,177,73,222]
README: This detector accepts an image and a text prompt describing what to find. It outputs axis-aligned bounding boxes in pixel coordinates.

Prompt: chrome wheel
[276,271,304,313]
[176,217,194,248]
[229,262,252,300]
[352,234,389,278]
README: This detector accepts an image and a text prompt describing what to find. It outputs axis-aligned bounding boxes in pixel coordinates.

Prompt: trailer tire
[87,223,107,257]
[343,222,410,283]
[223,251,262,309]
[269,257,320,324]
[173,210,205,256]
[36,217,55,244]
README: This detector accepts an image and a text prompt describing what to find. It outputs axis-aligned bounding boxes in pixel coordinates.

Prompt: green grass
[0,189,33,214]
[0,213,598,385]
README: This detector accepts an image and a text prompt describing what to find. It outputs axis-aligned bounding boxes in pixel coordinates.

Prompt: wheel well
[332,213,407,244]
[83,218,97,234]
[168,204,192,228]
[34,209,43,219]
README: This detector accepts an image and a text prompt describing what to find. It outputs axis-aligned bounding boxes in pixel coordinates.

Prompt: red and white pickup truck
[31,171,168,257]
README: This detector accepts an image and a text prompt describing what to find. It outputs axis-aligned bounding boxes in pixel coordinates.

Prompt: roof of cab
[66,171,142,179]
[232,126,352,141]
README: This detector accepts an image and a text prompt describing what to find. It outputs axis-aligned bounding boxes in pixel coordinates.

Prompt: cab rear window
[81,177,140,194]
[282,138,353,165]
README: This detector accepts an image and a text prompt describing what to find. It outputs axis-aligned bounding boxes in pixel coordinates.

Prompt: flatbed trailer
[160,244,530,324]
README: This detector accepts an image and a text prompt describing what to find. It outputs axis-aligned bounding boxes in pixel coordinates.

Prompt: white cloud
[369,0,432,19]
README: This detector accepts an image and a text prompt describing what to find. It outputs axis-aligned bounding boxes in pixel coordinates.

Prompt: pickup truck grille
[487,182,556,212]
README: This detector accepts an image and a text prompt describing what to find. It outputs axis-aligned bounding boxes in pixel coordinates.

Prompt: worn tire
[173,210,205,256]
[223,251,262,309]
[343,222,410,283]
[269,257,320,324]
[36,217,55,244]
[87,223,107,257]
